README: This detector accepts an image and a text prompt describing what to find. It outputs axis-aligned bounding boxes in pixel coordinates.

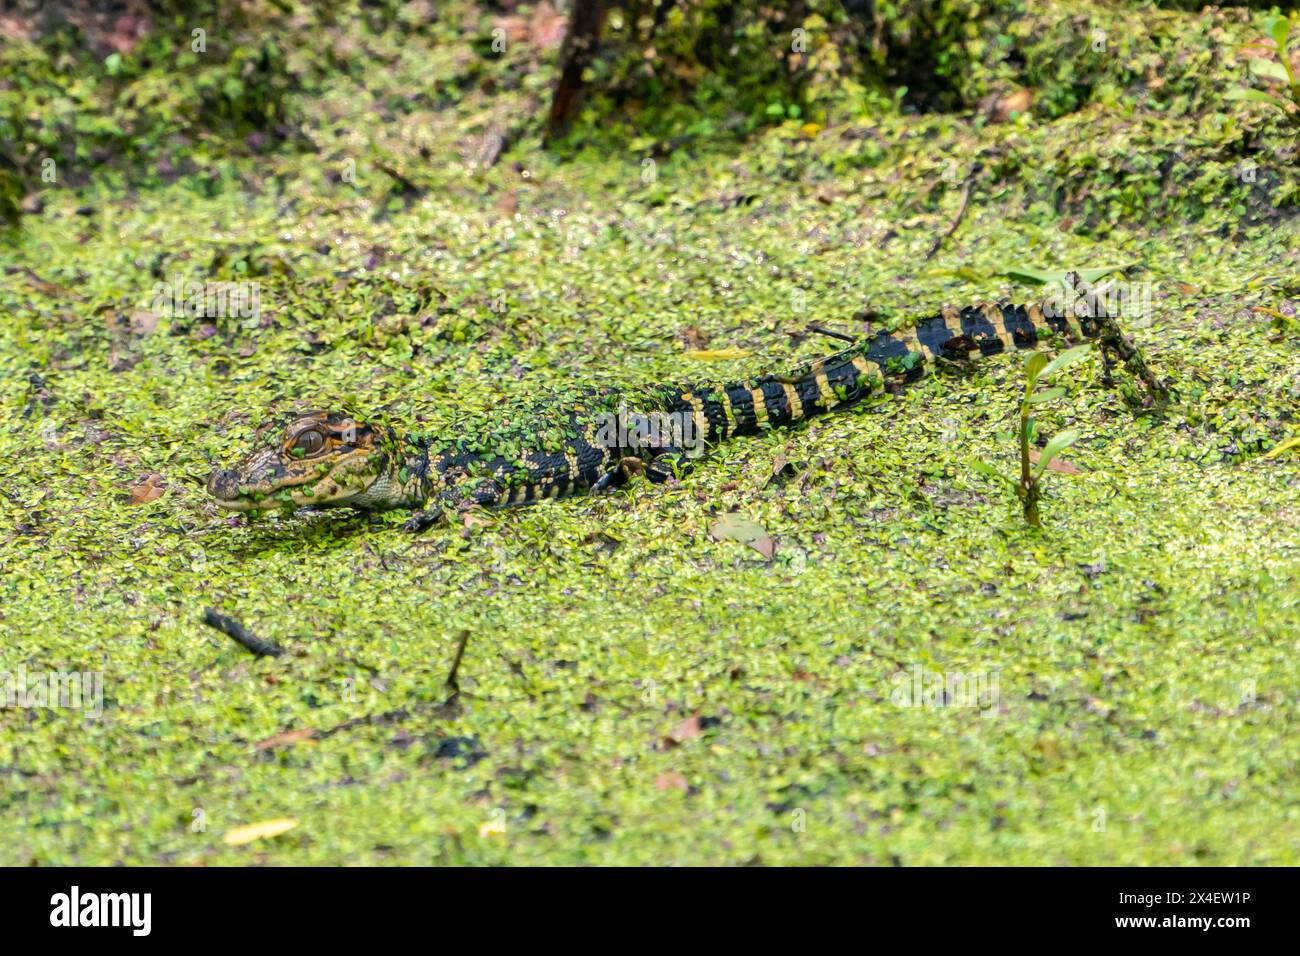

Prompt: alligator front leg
[590,454,678,486]
[401,478,505,533]
[401,507,445,533]
[589,467,623,493]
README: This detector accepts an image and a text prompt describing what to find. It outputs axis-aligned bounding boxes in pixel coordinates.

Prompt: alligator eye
[292,429,325,455]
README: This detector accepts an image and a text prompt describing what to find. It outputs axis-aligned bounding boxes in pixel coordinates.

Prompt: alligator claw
[401,508,444,533]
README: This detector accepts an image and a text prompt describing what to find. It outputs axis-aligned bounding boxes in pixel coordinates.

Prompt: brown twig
[804,323,858,344]
[373,161,421,196]
[445,629,471,695]
[202,608,284,658]
[315,707,410,740]
[924,162,982,262]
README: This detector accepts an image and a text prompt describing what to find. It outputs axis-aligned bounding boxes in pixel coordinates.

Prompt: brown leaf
[529,0,566,50]
[710,513,775,561]
[664,715,701,748]
[127,472,165,505]
[494,190,518,217]
[129,309,158,335]
[254,728,318,751]
[655,772,689,792]
[988,88,1033,122]
[766,452,802,488]
[0,15,36,43]
[679,326,710,350]
[492,15,529,44]
[1029,449,1082,475]
[103,13,148,55]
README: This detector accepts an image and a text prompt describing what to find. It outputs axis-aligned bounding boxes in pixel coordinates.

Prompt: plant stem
[1018,403,1041,527]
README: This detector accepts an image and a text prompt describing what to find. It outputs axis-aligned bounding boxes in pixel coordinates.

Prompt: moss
[0,1,1297,865]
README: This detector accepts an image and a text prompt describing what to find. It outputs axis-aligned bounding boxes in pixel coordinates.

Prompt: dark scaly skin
[207,273,1168,530]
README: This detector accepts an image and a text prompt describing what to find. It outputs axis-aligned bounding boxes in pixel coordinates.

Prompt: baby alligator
[207,273,1165,530]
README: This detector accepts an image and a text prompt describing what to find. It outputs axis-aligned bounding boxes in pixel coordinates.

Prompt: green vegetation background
[0,0,1297,864]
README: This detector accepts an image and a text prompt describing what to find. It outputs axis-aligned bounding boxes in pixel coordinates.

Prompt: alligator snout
[206,467,242,501]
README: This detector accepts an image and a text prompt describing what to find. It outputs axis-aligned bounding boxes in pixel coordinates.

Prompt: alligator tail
[668,272,1161,446]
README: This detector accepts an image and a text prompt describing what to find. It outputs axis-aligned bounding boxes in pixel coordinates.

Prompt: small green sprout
[974,344,1092,528]
[1227,15,1300,123]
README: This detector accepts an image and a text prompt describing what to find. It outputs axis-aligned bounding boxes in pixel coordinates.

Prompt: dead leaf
[529,0,566,50]
[679,326,710,350]
[128,309,158,335]
[222,818,299,846]
[127,472,165,505]
[495,1,565,52]
[103,12,148,55]
[492,15,529,44]
[0,15,36,43]
[494,190,518,217]
[664,715,701,748]
[710,513,775,560]
[1029,449,1082,474]
[766,452,802,487]
[254,728,317,751]
[988,88,1033,122]
[655,772,689,792]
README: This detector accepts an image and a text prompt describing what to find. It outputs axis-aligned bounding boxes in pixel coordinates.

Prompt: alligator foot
[590,468,625,494]
[401,508,444,533]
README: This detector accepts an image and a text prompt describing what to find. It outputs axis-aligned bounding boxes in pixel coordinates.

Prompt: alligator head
[206,411,408,513]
